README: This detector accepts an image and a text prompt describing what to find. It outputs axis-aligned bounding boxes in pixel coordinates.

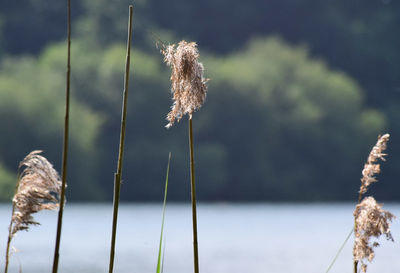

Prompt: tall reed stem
[189,116,199,273]
[52,0,71,272]
[108,5,133,273]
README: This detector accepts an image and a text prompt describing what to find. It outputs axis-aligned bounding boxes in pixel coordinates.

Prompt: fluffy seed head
[11,150,62,236]
[359,134,390,196]
[353,196,395,272]
[161,40,208,128]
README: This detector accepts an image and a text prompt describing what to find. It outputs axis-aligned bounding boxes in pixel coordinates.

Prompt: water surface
[0,203,399,273]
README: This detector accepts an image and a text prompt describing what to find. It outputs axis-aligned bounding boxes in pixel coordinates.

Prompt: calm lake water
[0,203,399,273]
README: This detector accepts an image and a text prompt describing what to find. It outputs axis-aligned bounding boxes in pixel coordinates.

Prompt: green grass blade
[156,152,171,273]
[325,228,353,273]
[161,235,166,273]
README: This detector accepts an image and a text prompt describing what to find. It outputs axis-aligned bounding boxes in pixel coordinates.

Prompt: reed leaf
[156,153,171,273]
[325,228,353,273]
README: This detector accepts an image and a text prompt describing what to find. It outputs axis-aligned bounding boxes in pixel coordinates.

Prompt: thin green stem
[325,228,353,273]
[189,116,199,273]
[52,0,71,271]
[156,153,171,273]
[108,5,133,273]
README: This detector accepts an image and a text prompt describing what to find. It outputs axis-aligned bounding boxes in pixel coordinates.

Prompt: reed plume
[160,40,208,273]
[160,40,208,128]
[353,196,394,272]
[4,150,62,273]
[358,134,390,200]
[353,134,395,273]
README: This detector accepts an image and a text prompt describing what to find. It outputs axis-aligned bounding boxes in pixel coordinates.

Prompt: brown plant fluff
[10,150,62,236]
[353,196,395,272]
[359,134,390,197]
[161,40,208,128]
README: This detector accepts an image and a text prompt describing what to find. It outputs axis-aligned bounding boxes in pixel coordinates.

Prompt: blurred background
[0,0,399,202]
[1,1,400,273]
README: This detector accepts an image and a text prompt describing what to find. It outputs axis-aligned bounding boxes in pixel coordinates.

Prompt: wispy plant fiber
[359,134,389,197]
[160,40,208,128]
[4,150,62,273]
[353,197,395,272]
[353,134,394,273]
[11,150,62,235]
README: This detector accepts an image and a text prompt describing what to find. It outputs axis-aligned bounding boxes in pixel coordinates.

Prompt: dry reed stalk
[108,5,133,273]
[160,40,208,273]
[353,134,395,273]
[4,151,62,273]
[52,0,71,271]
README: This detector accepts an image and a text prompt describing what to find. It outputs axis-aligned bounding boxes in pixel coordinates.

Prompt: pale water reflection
[0,203,399,273]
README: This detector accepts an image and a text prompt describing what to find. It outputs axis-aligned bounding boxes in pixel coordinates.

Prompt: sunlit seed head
[359,134,390,196]
[11,150,63,236]
[160,40,208,128]
[353,196,395,272]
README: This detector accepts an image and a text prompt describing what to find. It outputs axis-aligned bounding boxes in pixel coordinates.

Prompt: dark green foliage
[0,0,83,54]
[0,51,103,201]
[0,163,14,201]
[0,35,387,201]
[0,1,397,201]
[199,37,385,200]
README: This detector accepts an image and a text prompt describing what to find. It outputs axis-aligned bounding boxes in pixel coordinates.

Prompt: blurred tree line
[0,0,398,201]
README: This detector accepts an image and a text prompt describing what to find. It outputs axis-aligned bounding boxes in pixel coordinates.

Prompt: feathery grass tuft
[326,134,394,273]
[358,134,390,201]
[353,134,395,273]
[4,150,62,273]
[353,196,395,272]
[160,40,208,128]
